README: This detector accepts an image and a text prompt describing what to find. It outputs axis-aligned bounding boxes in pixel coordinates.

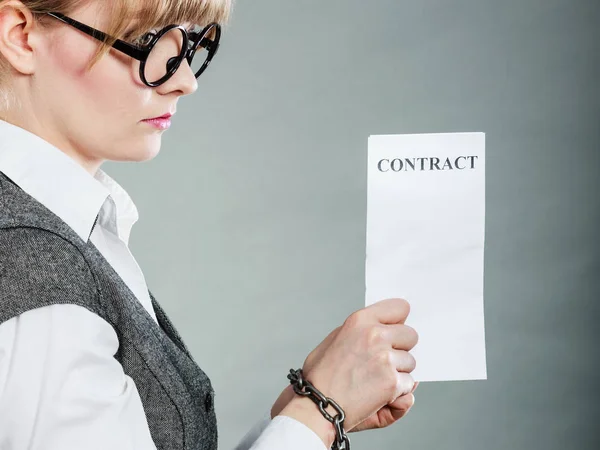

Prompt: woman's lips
[142,114,172,130]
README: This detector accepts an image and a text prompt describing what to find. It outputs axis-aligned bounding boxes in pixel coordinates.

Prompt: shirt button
[204,392,213,411]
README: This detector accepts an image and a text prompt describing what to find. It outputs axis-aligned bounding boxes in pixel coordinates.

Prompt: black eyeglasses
[46,12,221,87]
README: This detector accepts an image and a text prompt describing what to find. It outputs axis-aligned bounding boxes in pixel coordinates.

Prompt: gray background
[105,0,599,449]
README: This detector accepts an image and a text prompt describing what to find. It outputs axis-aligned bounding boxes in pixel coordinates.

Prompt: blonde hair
[0,0,234,113]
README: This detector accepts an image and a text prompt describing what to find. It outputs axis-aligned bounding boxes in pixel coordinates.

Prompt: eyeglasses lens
[145,28,185,84]
[189,26,218,77]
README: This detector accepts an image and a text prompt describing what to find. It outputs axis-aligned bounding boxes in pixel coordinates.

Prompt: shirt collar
[0,119,139,245]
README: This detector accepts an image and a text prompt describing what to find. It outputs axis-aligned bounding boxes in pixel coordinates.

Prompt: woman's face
[4,0,198,174]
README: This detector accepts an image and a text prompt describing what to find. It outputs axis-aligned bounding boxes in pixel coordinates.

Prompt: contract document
[365,132,487,382]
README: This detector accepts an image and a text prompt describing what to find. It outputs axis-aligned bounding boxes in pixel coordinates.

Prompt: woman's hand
[300,322,419,432]
[271,336,419,431]
[346,381,419,432]
[278,298,418,438]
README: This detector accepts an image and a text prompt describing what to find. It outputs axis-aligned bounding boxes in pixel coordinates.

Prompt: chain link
[287,368,350,450]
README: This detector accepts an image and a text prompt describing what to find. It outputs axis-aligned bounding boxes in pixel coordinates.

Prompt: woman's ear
[0,0,38,75]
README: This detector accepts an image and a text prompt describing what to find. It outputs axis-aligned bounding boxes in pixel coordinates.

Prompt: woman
[0,0,419,449]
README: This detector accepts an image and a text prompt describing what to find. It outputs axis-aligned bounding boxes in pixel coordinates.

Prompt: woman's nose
[156,58,198,96]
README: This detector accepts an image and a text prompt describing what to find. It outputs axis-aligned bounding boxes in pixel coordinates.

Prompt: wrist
[278,395,337,448]
[271,384,296,419]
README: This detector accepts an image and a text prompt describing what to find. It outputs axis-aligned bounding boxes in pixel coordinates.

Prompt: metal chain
[287,368,351,450]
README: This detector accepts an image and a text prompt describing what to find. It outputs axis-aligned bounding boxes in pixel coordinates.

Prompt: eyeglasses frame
[45,12,221,87]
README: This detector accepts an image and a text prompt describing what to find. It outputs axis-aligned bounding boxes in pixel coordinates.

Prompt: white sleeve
[0,304,158,450]
[233,410,272,450]
[246,416,328,450]
[233,410,327,450]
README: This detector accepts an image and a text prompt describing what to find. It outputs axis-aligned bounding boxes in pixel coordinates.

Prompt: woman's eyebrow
[122,21,144,36]
[123,21,200,38]
[182,22,199,30]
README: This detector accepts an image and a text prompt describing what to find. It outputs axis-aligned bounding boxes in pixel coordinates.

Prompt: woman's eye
[133,31,157,46]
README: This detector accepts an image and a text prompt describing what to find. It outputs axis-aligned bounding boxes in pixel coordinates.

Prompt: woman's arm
[0,304,158,450]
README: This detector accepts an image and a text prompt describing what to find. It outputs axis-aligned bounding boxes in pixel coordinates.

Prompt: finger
[395,371,415,397]
[391,349,416,373]
[365,298,410,325]
[411,381,420,393]
[385,323,419,351]
[388,393,415,421]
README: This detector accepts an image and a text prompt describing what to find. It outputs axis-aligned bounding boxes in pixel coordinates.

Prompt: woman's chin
[119,143,161,162]
[141,145,161,162]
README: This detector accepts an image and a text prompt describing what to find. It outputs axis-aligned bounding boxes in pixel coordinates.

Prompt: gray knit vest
[0,170,218,450]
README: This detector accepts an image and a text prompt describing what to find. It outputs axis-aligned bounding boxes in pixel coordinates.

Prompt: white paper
[366,132,487,382]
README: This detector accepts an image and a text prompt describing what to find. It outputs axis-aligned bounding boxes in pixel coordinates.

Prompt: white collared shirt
[0,119,326,450]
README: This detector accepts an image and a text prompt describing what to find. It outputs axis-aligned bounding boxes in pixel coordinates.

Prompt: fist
[300,298,419,431]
